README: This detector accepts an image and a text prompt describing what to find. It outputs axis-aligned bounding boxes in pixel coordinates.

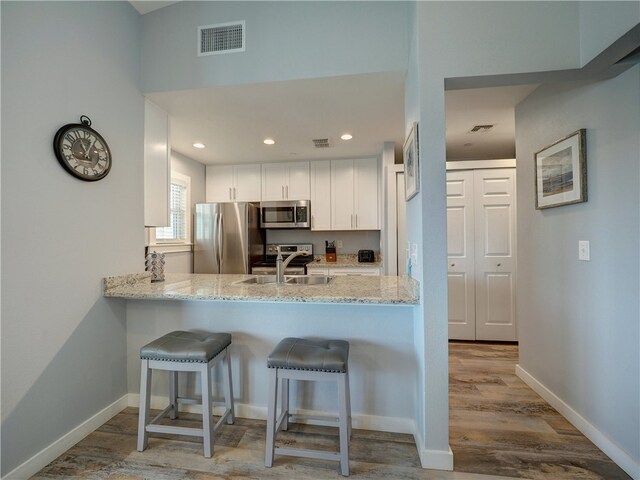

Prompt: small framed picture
[534,129,587,209]
[404,122,420,201]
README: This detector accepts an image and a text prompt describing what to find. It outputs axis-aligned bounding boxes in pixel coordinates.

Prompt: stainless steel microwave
[260,200,310,229]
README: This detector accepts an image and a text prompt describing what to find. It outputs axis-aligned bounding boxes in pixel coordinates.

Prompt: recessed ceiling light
[193,143,205,149]
[341,133,353,140]
[263,138,275,145]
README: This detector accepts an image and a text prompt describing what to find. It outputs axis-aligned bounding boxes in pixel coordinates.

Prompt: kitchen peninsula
[104,272,420,436]
[104,272,416,304]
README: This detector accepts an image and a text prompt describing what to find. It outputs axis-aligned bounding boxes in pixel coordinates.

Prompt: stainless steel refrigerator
[193,203,265,274]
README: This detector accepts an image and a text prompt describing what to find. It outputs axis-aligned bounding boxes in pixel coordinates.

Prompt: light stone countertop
[103,272,418,305]
[307,254,383,268]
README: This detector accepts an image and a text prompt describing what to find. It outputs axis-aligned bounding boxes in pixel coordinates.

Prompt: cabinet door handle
[286,185,289,199]
[311,215,314,229]
[355,214,358,229]
[234,187,237,200]
[282,185,284,199]
[229,187,232,200]
[350,214,353,229]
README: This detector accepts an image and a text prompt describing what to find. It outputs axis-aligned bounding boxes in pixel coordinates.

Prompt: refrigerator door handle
[218,214,224,272]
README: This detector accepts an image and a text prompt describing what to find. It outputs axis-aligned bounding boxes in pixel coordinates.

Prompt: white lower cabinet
[307,267,329,275]
[307,266,381,276]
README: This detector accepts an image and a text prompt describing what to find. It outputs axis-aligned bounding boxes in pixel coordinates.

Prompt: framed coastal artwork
[534,129,587,209]
[404,122,420,201]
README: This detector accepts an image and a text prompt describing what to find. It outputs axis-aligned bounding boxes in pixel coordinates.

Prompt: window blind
[156,182,187,241]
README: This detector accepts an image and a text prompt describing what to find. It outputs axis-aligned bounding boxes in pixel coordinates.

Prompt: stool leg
[265,367,278,467]
[337,372,350,476]
[201,362,214,458]
[223,348,235,424]
[169,371,178,420]
[281,377,289,431]
[137,359,152,452]
[345,370,352,440]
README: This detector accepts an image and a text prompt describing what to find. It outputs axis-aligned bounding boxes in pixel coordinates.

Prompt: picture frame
[404,122,420,201]
[534,129,587,209]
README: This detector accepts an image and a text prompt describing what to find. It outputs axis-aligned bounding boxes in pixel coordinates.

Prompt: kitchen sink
[285,275,333,285]
[234,275,333,286]
[235,275,278,285]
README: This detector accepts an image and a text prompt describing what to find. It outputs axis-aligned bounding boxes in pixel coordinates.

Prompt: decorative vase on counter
[145,251,165,282]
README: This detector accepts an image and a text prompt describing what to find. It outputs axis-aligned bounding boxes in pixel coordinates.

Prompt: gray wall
[172,150,206,206]
[404,1,586,462]
[579,2,640,66]
[265,229,380,256]
[1,2,143,475]
[141,1,409,93]
[515,66,640,466]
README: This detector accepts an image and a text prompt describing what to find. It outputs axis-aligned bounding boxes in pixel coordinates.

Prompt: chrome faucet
[276,247,309,284]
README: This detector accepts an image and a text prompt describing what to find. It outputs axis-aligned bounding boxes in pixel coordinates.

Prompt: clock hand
[85,138,96,159]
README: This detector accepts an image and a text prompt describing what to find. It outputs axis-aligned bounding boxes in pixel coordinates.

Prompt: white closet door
[474,168,517,341]
[447,170,476,340]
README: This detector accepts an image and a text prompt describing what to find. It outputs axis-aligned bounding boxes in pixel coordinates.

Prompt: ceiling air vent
[469,124,495,133]
[312,138,331,148]
[198,21,245,56]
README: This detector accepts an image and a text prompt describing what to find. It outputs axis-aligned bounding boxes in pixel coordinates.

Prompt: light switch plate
[337,240,343,249]
[578,240,590,261]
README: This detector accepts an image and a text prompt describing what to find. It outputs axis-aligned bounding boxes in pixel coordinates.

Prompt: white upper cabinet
[144,99,170,227]
[261,161,310,201]
[353,157,380,230]
[233,164,262,201]
[206,164,261,202]
[331,159,355,230]
[310,160,331,230]
[206,165,233,202]
[331,158,379,230]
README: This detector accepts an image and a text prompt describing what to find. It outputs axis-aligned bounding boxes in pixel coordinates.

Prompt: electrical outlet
[578,240,590,261]
[337,240,343,249]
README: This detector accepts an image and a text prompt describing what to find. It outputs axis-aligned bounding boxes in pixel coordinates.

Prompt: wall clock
[53,115,112,181]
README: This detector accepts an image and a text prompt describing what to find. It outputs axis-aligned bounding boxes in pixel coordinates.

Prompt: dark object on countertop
[358,250,375,263]
[325,240,336,263]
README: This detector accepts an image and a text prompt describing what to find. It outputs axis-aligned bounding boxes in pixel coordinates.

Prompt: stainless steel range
[251,244,314,275]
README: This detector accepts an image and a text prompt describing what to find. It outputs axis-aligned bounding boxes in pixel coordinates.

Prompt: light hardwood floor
[31,343,629,479]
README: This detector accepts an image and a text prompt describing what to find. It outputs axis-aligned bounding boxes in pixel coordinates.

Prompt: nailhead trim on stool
[265,337,352,476]
[137,330,235,458]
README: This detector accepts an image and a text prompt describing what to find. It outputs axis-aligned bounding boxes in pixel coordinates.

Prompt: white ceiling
[147,72,407,165]
[445,84,539,161]
[133,2,538,164]
[129,1,180,15]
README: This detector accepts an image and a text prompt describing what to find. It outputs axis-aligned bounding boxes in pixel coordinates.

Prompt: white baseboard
[127,393,414,434]
[412,423,454,470]
[516,364,640,480]
[3,394,129,480]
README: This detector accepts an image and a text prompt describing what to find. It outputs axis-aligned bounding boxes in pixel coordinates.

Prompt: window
[153,172,191,244]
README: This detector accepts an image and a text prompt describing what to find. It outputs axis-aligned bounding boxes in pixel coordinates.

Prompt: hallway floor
[31,343,630,479]
[449,342,630,479]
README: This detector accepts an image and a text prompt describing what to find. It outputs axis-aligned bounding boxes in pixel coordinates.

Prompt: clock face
[54,124,112,181]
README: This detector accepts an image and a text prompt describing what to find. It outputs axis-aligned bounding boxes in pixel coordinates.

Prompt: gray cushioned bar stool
[265,337,351,476]
[137,330,234,458]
